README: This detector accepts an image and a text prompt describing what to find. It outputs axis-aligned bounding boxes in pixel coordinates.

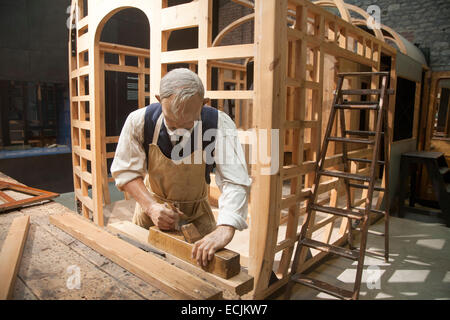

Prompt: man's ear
[155,95,161,103]
[203,98,210,106]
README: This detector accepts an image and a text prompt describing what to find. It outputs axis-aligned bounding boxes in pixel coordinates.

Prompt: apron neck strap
[152,113,164,145]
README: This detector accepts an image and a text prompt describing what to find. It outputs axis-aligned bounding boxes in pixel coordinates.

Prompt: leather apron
[132,113,217,236]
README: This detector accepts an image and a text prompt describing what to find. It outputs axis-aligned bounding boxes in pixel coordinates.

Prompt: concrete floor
[289,215,450,300]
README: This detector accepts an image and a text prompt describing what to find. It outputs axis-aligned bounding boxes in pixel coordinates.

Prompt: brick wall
[343,0,450,71]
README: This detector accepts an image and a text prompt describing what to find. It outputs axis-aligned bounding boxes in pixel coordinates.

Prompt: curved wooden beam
[230,0,254,10]
[212,13,255,47]
[333,0,352,22]
[379,24,408,55]
[314,1,385,41]
[344,3,384,40]
[351,18,385,42]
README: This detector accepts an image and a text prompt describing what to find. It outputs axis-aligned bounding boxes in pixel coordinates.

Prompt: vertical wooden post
[198,0,212,86]
[91,28,104,226]
[150,1,162,104]
[250,0,287,298]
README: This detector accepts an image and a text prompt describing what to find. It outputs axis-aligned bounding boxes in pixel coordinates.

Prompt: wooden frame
[68,0,398,299]
[0,181,59,213]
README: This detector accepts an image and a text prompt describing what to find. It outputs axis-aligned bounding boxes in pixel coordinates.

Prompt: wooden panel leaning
[148,227,241,279]
[0,216,30,300]
[50,213,222,300]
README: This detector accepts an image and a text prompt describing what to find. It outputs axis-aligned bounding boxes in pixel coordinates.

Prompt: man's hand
[191,225,235,267]
[145,203,182,231]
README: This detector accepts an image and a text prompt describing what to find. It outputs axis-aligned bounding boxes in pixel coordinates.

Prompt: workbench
[0,172,251,300]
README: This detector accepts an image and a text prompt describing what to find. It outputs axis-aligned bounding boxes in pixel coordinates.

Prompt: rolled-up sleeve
[214,111,252,231]
[111,108,147,191]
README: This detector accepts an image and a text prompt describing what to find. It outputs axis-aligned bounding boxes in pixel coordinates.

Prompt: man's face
[160,94,205,131]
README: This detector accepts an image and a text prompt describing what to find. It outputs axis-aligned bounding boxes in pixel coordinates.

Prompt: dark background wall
[344,0,450,71]
[0,0,71,82]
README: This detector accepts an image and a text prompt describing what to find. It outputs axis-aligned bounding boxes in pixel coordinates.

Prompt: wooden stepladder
[286,72,393,300]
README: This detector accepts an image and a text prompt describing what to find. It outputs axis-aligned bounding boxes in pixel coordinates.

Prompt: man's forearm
[122,177,157,211]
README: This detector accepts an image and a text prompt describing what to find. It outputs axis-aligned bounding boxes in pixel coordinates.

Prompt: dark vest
[143,103,218,184]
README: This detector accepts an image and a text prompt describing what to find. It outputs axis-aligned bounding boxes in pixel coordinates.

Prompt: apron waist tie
[150,192,208,205]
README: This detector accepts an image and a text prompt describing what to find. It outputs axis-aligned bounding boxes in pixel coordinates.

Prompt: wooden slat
[148,227,240,279]
[107,221,253,296]
[50,214,222,300]
[206,90,253,100]
[161,44,254,64]
[0,191,16,203]
[99,42,150,57]
[161,2,200,31]
[74,189,94,212]
[0,216,30,300]
[103,64,149,74]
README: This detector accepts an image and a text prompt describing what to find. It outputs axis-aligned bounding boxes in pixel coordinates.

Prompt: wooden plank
[50,213,222,300]
[206,90,253,100]
[161,2,200,31]
[0,216,30,300]
[99,42,150,57]
[148,226,240,279]
[161,44,254,64]
[107,221,253,296]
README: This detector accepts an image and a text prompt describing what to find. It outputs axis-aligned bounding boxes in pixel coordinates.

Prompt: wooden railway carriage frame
[68,0,399,299]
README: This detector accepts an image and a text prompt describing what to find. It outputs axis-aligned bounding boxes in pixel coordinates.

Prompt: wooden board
[148,226,241,279]
[49,213,222,300]
[107,220,253,296]
[0,215,30,299]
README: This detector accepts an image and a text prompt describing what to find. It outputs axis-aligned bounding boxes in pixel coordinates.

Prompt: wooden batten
[0,216,30,300]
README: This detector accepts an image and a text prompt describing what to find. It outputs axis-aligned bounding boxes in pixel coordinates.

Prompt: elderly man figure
[111,68,251,267]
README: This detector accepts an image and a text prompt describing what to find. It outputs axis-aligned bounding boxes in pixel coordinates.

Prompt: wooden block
[50,213,222,300]
[107,221,253,296]
[181,223,203,243]
[148,226,240,279]
[0,215,30,300]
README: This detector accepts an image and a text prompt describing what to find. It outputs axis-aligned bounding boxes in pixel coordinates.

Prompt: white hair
[159,68,205,119]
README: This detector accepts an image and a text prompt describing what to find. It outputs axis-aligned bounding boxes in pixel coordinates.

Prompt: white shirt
[110,107,252,231]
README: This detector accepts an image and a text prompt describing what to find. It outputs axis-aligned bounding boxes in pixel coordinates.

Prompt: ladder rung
[341,89,382,95]
[351,206,385,215]
[341,100,380,105]
[347,158,385,165]
[334,104,379,110]
[349,183,385,192]
[365,249,386,258]
[291,274,353,300]
[345,130,382,137]
[354,228,385,236]
[338,72,390,77]
[309,204,364,220]
[320,170,371,182]
[328,137,375,145]
[301,238,359,260]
